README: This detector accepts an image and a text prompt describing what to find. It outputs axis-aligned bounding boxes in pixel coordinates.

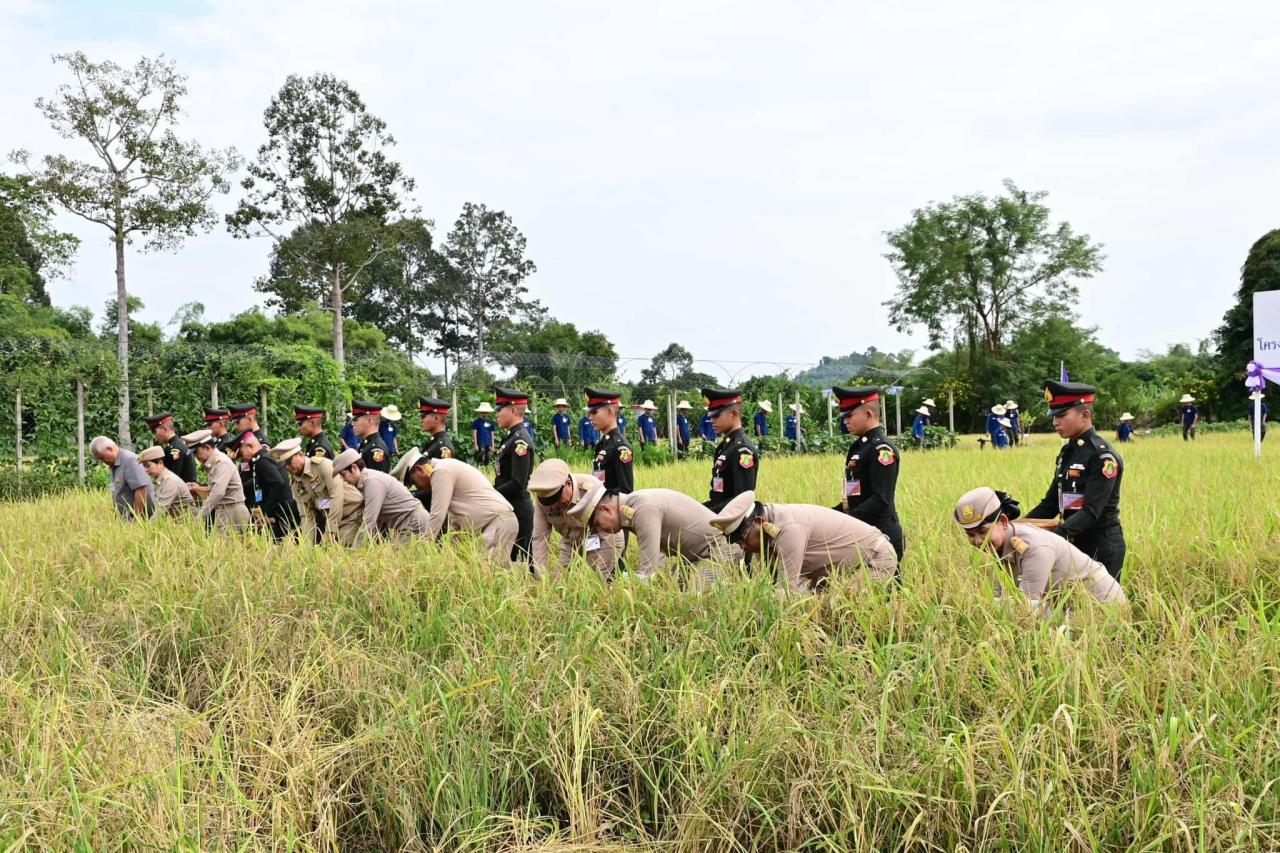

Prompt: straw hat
[758,400,773,413]
[1119,412,1134,421]
[1179,394,1195,404]
[381,404,402,422]
[990,404,1007,416]
[997,417,1011,428]
[474,402,494,414]
[676,400,693,410]
[552,398,569,407]
[788,403,805,413]
[922,398,937,408]
[640,399,657,410]
[1004,400,1018,410]
[915,406,930,416]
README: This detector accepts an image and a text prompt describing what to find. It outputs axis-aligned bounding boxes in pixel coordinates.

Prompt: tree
[884,180,1104,369]
[443,202,540,364]
[228,72,413,371]
[1214,230,1280,412]
[635,343,717,399]
[11,52,238,445]
[0,174,79,306]
[488,316,618,390]
[352,217,457,358]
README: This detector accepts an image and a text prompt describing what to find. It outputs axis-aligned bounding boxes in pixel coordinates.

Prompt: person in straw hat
[1005,400,1021,446]
[379,403,402,456]
[710,490,897,590]
[139,444,194,517]
[1117,412,1135,443]
[528,458,622,579]
[184,429,250,531]
[953,486,1126,613]
[567,483,729,583]
[753,399,772,437]
[392,449,518,564]
[987,404,1008,449]
[550,398,573,448]
[333,448,430,542]
[471,401,496,465]
[577,405,598,449]
[636,399,659,448]
[784,402,805,451]
[1025,379,1126,580]
[911,405,930,446]
[271,437,344,543]
[675,400,693,457]
[1178,393,1199,441]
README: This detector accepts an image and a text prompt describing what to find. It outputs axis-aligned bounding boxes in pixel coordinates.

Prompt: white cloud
[3,0,1279,373]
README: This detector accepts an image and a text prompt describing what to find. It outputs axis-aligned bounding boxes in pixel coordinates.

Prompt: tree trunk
[331,263,345,373]
[115,227,132,447]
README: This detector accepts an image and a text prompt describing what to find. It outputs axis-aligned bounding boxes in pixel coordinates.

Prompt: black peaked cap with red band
[832,386,880,412]
[493,387,528,408]
[203,407,229,423]
[227,403,257,419]
[144,412,175,429]
[418,396,451,415]
[583,387,621,412]
[294,405,326,422]
[351,400,383,417]
[1043,380,1096,416]
[223,431,247,452]
[701,388,743,415]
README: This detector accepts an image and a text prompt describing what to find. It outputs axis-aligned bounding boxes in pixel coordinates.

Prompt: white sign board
[1255,289,1280,382]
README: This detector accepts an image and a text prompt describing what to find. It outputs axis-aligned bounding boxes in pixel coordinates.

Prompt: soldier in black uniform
[1025,379,1126,579]
[585,388,634,493]
[493,387,535,564]
[227,403,270,448]
[350,400,392,473]
[203,407,233,453]
[144,412,198,483]
[294,405,335,459]
[701,388,759,514]
[833,386,904,567]
[418,397,457,459]
[238,431,300,540]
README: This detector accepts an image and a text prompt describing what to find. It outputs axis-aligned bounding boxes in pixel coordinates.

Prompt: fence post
[795,391,802,450]
[76,378,86,487]
[895,392,902,436]
[668,390,678,455]
[451,388,459,434]
[211,379,219,408]
[147,387,154,417]
[948,390,955,433]
[259,388,268,434]
[827,396,833,435]
[15,388,22,496]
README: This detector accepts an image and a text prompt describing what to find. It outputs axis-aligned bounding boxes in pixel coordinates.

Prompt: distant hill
[793,347,913,387]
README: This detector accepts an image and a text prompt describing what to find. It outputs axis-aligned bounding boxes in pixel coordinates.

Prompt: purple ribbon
[1246,360,1277,392]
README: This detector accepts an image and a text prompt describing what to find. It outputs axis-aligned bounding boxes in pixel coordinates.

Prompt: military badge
[619,447,633,463]
[738,451,754,469]
[170,448,180,460]
[441,447,453,458]
[1101,458,1118,479]
[372,449,385,463]
[515,441,529,457]
[960,504,976,523]
[877,448,895,466]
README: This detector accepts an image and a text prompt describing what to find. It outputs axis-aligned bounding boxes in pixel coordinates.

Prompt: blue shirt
[523,416,535,443]
[340,421,358,451]
[379,421,398,456]
[1008,410,1020,430]
[677,414,691,443]
[754,411,768,436]
[637,413,658,442]
[1117,422,1134,441]
[578,415,597,444]
[784,414,797,440]
[912,414,926,439]
[699,413,715,440]
[617,414,627,434]
[1249,402,1269,424]
[1181,405,1198,426]
[551,412,572,441]
[472,417,495,447]
[839,417,849,435]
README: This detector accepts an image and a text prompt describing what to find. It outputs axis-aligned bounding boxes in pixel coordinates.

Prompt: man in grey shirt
[90,436,153,519]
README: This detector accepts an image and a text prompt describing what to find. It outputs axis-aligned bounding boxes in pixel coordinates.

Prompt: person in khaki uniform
[710,491,897,591]
[271,437,344,543]
[567,484,730,580]
[954,486,1127,613]
[392,449,517,562]
[183,430,251,530]
[138,445,194,517]
[333,448,430,542]
[528,458,622,579]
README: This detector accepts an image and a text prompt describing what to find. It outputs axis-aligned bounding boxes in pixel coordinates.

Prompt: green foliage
[1214,229,1280,411]
[884,180,1104,363]
[0,173,79,306]
[488,317,618,391]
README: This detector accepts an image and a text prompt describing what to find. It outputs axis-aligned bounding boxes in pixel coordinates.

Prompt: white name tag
[316,498,332,510]
[712,477,724,493]
[1059,491,1084,512]
[585,535,602,552]
[844,479,861,497]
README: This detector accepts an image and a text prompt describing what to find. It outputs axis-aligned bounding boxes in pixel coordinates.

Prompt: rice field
[0,431,1277,850]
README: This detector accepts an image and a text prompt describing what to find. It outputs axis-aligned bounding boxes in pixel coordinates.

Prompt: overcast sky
[3,0,1278,378]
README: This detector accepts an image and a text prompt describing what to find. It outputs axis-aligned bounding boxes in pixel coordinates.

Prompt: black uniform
[1026,428,1126,579]
[494,425,535,561]
[305,433,336,460]
[705,427,759,513]
[160,434,198,483]
[592,427,634,493]
[422,431,457,460]
[226,428,269,511]
[359,432,391,473]
[250,450,300,540]
[840,425,905,561]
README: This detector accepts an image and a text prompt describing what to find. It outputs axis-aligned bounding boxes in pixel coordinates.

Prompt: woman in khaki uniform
[139,445,194,517]
[392,450,518,564]
[953,486,1126,612]
[271,437,344,543]
[183,430,251,531]
[709,490,897,591]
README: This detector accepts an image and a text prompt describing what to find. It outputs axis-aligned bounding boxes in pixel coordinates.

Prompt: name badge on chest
[844,479,861,498]
[595,469,606,482]
[584,534,602,552]
[712,477,724,493]
[316,498,332,510]
[254,488,264,503]
[1059,491,1084,513]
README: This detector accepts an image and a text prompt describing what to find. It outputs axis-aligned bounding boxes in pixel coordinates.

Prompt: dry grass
[0,431,1277,850]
